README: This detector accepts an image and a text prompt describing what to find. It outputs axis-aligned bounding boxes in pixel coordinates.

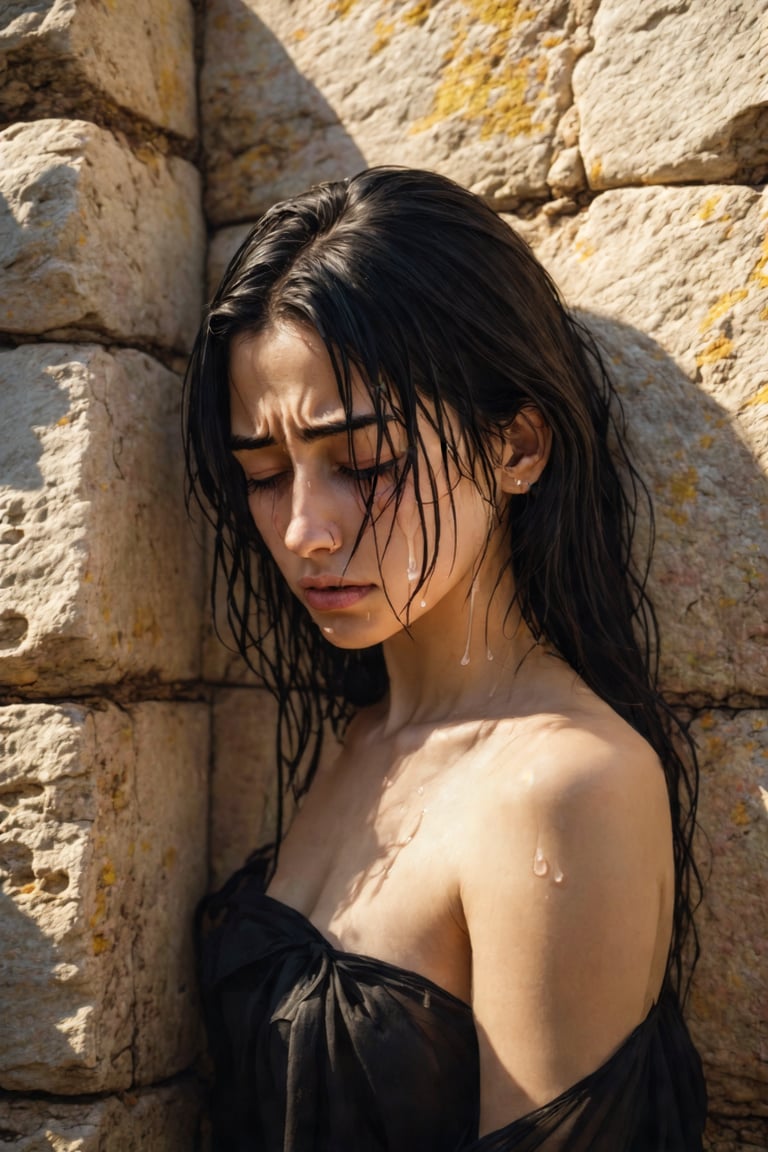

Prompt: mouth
[299,578,375,612]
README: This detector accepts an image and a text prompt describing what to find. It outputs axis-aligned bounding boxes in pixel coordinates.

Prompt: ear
[498,406,552,495]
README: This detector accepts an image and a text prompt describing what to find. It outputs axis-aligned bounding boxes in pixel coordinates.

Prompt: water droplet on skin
[553,866,565,885]
[407,533,419,583]
[533,848,549,878]
[366,612,371,622]
[417,786,424,795]
[322,626,334,635]
[384,779,393,789]
[405,835,413,843]
[460,581,478,666]
[486,647,494,661]
[419,599,427,609]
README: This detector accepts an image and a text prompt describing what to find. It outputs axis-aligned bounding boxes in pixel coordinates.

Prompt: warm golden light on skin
[228,320,506,650]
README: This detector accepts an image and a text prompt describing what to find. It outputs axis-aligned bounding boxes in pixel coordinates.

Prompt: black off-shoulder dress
[199,855,707,1152]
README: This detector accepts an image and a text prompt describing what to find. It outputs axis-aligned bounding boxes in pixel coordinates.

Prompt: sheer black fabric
[199,856,706,1152]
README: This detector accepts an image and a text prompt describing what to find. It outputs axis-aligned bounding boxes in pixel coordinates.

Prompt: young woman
[185,168,706,1150]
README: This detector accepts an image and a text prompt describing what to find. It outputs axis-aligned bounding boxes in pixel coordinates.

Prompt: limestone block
[208,224,252,298]
[704,1114,768,1152]
[211,687,340,887]
[0,0,197,139]
[516,185,768,698]
[211,688,279,886]
[0,700,208,1092]
[0,120,204,350]
[687,709,768,1122]
[574,0,768,188]
[0,344,203,691]
[0,1082,203,1150]
[201,0,590,225]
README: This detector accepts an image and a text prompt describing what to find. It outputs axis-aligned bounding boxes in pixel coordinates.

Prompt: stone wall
[0,1,209,1146]
[1,1,766,1149]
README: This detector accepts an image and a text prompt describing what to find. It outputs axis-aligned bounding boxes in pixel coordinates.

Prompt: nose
[281,480,341,558]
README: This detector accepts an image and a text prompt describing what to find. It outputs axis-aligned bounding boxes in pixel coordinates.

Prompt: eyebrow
[229,413,396,452]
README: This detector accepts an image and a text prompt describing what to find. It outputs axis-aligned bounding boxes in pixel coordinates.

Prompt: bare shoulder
[471,695,671,862]
[459,697,675,1129]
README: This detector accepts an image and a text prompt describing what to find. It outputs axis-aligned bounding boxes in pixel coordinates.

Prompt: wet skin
[229,320,675,1135]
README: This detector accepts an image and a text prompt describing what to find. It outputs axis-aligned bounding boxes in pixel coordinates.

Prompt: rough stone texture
[211,687,342,887]
[0,0,197,140]
[0,344,203,692]
[515,184,768,699]
[574,0,768,189]
[705,1115,768,1152]
[0,700,208,1093]
[0,119,204,349]
[687,710,768,1134]
[207,223,251,298]
[0,1082,204,1150]
[201,0,597,225]
[211,688,279,886]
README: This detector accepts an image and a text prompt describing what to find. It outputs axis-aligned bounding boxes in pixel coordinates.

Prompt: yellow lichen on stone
[371,18,395,53]
[699,289,748,332]
[697,194,721,221]
[743,384,768,408]
[92,934,110,955]
[403,0,437,26]
[292,27,308,41]
[101,861,116,886]
[411,1,541,140]
[730,801,750,827]
[748,232,768,288]
[328,0,357,16]
[695,335,734,367]
[588,158,602,185]
[668,466,698,505]
[574,237,596,261]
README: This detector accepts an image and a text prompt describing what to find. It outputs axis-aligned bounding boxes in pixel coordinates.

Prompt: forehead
[229,321,373,434]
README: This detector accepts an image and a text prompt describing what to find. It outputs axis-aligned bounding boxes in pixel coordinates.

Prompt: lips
[299,579,374,612]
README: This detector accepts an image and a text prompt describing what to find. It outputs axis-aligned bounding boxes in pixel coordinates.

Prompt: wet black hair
[183,167,700,996]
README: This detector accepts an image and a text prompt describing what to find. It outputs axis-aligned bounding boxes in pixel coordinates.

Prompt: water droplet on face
[405,834,413,843]
[533,848,549,878]
[553,866,565,885]
[416,785,424,795]
[322,626,334,635]
[419,599,427,609]
[366,611,371,622]
[486,647,494,661]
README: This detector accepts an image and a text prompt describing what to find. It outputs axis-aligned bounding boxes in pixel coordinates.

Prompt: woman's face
[229,320,499,649]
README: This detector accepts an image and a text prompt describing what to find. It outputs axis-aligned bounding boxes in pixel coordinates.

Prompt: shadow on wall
[0,885,79,1094]
[202,2,368,223]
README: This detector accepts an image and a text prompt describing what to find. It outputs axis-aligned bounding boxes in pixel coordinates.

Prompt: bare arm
[461,724,674,1136]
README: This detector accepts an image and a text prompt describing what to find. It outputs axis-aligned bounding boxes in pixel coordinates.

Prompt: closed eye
[244,457,401,495]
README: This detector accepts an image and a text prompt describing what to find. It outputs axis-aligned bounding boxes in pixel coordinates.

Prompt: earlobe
[499,407,551,495]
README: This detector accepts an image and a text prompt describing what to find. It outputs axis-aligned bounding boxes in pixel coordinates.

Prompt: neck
[379,555,544,733]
